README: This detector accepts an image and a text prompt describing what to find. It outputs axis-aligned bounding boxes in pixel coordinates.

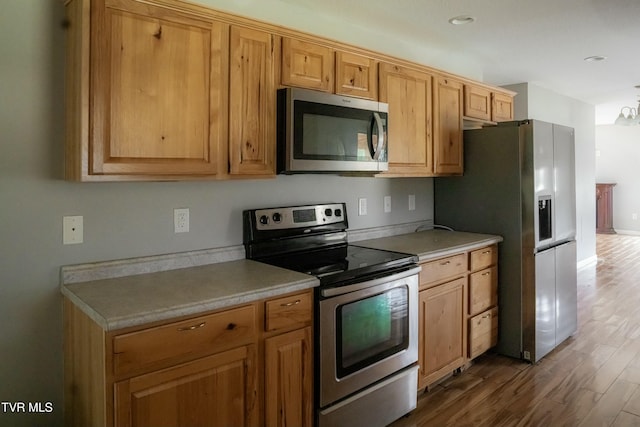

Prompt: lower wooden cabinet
[114,345,258,427]
[417,244,499,390]
[64,289,313,427]
[264,327,313,427]
[418,277,467,389]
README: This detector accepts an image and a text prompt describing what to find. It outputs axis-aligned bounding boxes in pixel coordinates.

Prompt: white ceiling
[275,0,640,124]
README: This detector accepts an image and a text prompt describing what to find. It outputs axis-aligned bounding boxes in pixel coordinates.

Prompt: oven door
[318,266,420,407]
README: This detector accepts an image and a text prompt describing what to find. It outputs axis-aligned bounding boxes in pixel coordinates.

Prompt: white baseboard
[577,254,598,270]
[611,229,640,236]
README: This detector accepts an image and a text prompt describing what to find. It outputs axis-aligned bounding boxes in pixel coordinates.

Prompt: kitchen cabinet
[114,345,257,427]
[263,291,313,427]
[417,254,467,389]
[65,0,228,180]
[64,289,314,427]
[433,77,464,175]
[335,51,378,100]
[229,26,277,176]
[281,38,334,92]
[492,92,514,122]
[378,62,433,176]
[416,244,500,389]
[464,85,492,121]
[467,245,499,359]
[281,40,378,100]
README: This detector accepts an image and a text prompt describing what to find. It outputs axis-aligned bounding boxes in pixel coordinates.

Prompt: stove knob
[259,215,269,225]
[334,208,342,217]
[272,212,282,223]
[325,208,333,217]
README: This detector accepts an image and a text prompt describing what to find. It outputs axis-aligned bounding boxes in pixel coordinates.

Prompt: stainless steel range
[243,203,420,427]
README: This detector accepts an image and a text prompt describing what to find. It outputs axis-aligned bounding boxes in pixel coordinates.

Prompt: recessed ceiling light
[583,55,607,62]
[448,15,475,25]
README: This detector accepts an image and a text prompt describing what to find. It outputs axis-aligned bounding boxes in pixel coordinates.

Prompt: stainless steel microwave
[277,88,388,173]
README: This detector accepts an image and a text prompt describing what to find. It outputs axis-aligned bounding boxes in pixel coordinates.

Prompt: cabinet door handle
[482,272,491,276]
[281,299,301,307]
[440,261,451,266]
[177,322,206,332]
[482,250,492,254]
[482,313,492,319]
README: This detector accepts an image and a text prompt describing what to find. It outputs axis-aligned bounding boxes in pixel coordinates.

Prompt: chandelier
[614,97,640,126]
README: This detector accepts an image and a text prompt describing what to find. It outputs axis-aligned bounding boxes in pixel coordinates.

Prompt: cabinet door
[433,77,463,175]
[90,0,227,178]
[229,26,277,176]
[463,85,491,121]
[418,277,467,389]
[281,38,334,92]
[335,51,377,100]
[492,92,514,122]
[114,345,258,427]
[264,327,313,427]
[379,63,433,176]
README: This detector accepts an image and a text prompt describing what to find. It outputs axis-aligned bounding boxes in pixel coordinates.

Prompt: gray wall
[595,125,640,234]
[504,83,597,265]
[0,2,437,426]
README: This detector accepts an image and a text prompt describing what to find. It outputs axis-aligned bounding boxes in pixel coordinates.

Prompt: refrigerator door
[555,240,577,344]
[534,247,556,362]
[553,124,576,243]
[532,121,555,249]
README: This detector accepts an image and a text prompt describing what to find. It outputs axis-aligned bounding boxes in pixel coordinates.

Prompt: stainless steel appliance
[277,88,389,173]
[434,120,577,363]
[243,203,420,427]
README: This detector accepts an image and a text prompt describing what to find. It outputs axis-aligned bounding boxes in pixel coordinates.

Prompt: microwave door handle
[370,112,385,160]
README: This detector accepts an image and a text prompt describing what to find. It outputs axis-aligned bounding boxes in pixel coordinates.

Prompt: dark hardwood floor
[392,233,640,427]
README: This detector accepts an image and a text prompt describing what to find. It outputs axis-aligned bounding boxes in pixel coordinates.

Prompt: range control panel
[254,203,346,230]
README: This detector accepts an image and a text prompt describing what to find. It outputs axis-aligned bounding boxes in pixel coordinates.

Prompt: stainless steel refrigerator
[434,120,577,362]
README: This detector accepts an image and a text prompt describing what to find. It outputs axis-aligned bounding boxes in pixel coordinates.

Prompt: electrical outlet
[63,215,83,245]
[408,194,416,211]
[358,198,367,216]
[174,208,190,233]
[384,196,391,213]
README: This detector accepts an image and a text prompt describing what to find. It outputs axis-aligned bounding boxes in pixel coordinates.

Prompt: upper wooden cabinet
[66,0,228,180]
[492,92,515,122]
[335,51,378,99]
[378,63,433,176]
[464,85,491,121]
[434,77,464,175]
[281,39,378,100]
[229,26,277,176]
[281,38,334,92]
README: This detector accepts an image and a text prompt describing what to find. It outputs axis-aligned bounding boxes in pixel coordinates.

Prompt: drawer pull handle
[226,323,237,330]
[482,272,491,276]
[281,299,301,307]
[178,322,206,332]
[482,250,491,254]
[482,313,492,319]
[440,261,451,266]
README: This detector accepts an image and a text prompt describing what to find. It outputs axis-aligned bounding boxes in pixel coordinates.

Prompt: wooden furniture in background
[596,183,616,234]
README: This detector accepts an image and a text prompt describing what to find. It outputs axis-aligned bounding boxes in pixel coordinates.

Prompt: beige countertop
[355,229,503,261]
[62,259,318,331]
[62,229,501,332]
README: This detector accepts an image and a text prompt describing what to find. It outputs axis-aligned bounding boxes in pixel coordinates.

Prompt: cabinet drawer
[469,266,498,315]
[420,253,467,288]
[469,245,498,271]
[113,305,257,377]
[469,307,498,359]
[265,291,312,332]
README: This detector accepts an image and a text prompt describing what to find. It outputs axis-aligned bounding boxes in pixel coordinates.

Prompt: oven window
[336,286,409,378]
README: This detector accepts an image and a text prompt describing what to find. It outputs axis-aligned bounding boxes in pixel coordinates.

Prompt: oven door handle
[321,265,422,297]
